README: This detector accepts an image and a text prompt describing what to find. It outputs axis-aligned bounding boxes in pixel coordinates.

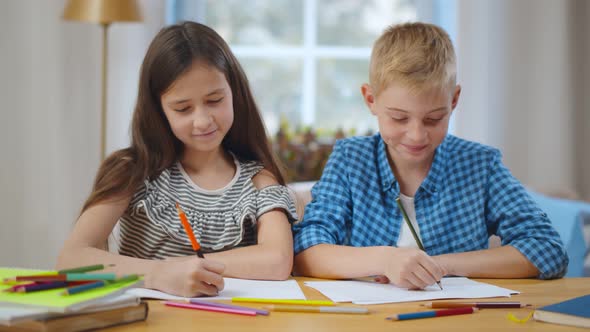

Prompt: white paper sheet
[126,278,306,301]
[304,277,519,305]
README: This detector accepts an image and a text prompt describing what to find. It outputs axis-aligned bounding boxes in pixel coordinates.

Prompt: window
[169,0,455,136]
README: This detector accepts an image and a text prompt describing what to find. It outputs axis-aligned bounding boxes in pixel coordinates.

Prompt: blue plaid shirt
[293,134,568,279]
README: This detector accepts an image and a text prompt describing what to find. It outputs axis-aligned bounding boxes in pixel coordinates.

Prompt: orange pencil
[176,202,204,258]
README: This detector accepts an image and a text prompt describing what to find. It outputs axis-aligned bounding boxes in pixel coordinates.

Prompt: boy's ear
[361,83,377,115]
[451,84,461,110]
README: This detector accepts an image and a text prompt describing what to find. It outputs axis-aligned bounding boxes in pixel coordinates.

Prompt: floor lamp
[62,0,142,160]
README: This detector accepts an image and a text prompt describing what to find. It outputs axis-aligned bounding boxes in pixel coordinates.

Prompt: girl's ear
[451,84,461,110]
[361,83,377,115]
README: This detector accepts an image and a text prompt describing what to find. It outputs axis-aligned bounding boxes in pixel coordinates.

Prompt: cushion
[528,191,590,277]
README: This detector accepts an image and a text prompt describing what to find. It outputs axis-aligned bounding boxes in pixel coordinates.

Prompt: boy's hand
[147,257,225,297]
[379,247,446,289]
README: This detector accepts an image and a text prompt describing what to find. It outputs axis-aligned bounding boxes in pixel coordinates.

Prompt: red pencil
[423,301,530,309]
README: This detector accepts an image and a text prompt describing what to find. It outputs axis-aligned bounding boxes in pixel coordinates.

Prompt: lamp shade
[62,0,141,24]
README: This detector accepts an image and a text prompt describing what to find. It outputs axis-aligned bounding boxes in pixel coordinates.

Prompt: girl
[57,21,297,297]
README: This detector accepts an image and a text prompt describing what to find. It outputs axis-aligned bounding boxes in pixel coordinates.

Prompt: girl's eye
[392,117,408,122]
[207,97,224,105]
[174,106,191,112]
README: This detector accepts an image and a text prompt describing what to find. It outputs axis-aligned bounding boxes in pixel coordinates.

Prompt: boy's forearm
[434,245,539,278]
[293,244,391,279]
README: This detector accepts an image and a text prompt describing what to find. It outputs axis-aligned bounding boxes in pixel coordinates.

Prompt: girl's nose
[192,110,213,131]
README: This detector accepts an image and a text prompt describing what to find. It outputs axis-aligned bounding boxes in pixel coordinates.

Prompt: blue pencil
[386,307,477,321]
[16,281,69,293]
[61,280,106,295]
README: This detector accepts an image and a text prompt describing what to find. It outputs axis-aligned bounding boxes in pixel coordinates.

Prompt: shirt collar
[377,134,448,195]
[377,134,398,193]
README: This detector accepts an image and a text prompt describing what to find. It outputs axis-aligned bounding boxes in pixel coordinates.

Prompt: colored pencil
[2,274,56,283]
[164,301,257,316]
[423,301,530,309]
[110,274,139,283]
[176,202,204,258]
[59,274,138,295]
[61,280,107,295]
[57,264,114,274]
[188,299,269,315]
[386,307,478,321]
[266,305,369,314]
[15,281,69,293]
[2,280,96,293]
[396,197,443,290]
[232,298,334,306]
[6,273,119,282]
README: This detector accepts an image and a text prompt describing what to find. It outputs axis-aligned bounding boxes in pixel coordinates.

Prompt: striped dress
[116,157,297,259]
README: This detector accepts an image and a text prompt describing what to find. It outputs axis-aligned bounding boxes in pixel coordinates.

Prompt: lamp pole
[100,23,110,160]
[62,0,142,162]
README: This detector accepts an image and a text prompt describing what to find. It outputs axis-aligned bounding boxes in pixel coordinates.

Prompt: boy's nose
[406,121,427,141]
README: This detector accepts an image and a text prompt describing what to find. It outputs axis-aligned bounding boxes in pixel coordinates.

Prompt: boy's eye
[392,117,408,122]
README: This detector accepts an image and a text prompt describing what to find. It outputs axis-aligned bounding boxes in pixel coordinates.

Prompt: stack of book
[0,266,147,332]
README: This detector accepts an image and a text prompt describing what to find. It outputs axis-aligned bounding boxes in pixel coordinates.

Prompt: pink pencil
[163,301,258,316]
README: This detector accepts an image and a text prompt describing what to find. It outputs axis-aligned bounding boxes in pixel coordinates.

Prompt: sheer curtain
[455,0,590,200]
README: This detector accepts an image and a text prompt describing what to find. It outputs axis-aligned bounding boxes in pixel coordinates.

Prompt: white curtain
[0,0,166,268]
[455,0,590,200]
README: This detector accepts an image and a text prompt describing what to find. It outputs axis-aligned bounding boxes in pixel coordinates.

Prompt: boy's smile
[362,82,461,169]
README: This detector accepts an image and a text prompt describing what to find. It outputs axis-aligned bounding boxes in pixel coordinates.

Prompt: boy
[292,22,568,289]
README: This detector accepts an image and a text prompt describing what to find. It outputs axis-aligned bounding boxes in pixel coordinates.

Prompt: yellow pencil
[266,305,369,314]
[232,298,334,306]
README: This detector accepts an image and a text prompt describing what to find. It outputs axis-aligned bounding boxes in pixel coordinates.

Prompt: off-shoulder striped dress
[116,157,297,259]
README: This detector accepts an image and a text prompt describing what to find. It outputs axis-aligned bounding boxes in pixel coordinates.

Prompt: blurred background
[0,0,588,270]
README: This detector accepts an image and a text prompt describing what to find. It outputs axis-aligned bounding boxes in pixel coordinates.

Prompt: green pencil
[395,197,443,290]
[57,264,114,274]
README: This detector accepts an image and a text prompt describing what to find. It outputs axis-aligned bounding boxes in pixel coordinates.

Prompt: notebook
[0,301,148,332]
[0,294,140,325]
[533,294,590,328]
[0,267,143,313]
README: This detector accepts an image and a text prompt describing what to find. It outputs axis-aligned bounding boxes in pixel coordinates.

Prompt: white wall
[455,0,589,199]
[0,0,165,268]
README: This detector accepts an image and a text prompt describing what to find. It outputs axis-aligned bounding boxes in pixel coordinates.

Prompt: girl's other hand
[147,257,225,297]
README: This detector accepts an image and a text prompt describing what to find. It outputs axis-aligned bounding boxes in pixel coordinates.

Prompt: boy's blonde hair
[369,22,456,96]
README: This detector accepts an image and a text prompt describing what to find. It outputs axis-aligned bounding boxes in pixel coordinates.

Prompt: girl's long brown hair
[81,21,285,213]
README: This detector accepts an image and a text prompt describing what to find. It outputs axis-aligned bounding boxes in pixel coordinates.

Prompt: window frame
[167,0,455,132]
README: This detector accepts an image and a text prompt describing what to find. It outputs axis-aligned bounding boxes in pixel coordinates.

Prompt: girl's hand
[147,257,225,297]
[379,247,446,289]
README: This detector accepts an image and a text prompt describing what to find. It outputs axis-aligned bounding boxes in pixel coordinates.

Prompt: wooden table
[112,277,590,331]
